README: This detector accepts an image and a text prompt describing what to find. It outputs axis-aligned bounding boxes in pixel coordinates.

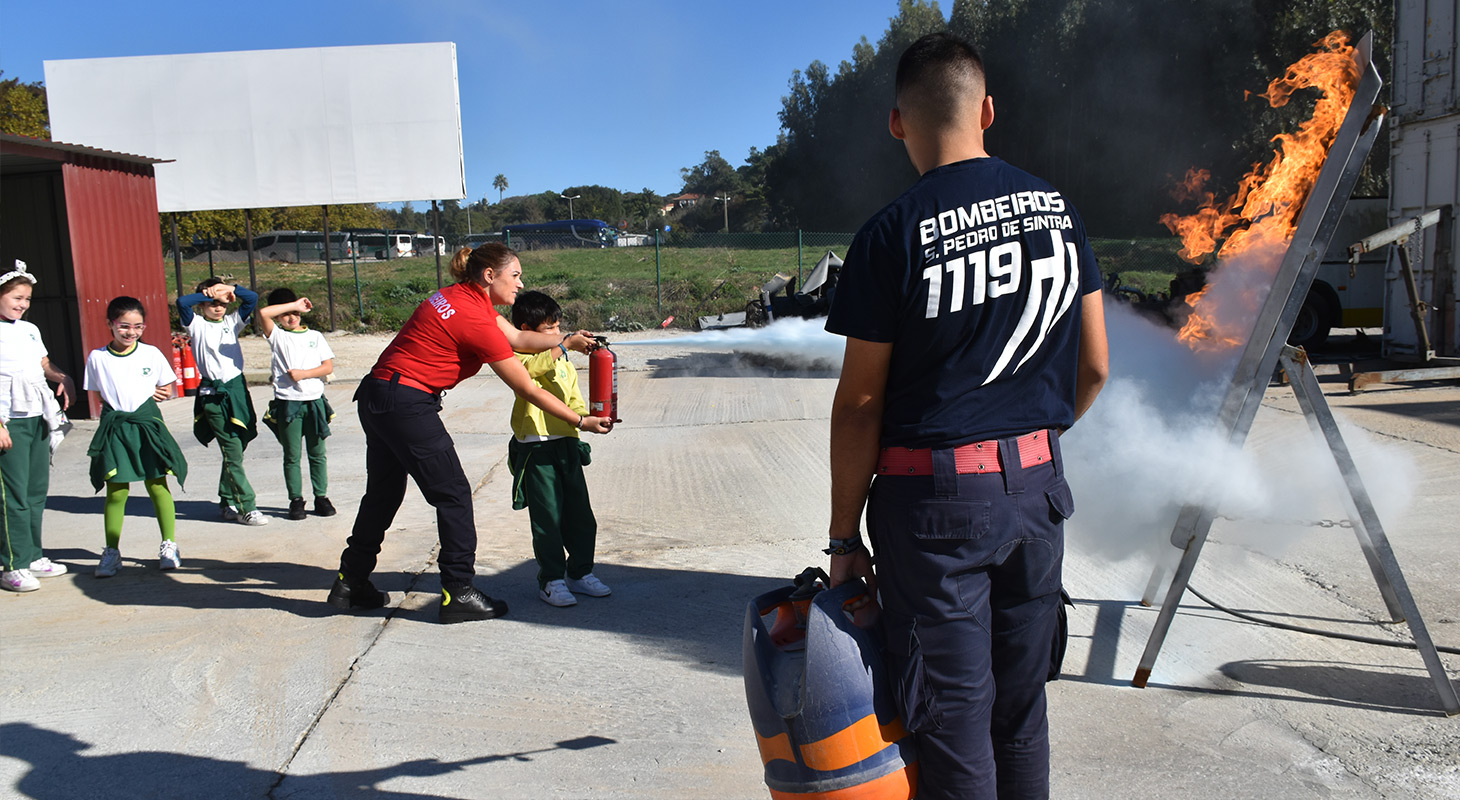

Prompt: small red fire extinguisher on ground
[588,336,620,423]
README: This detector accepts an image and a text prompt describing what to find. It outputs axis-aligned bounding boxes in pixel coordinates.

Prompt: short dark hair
[107,296,146,321]
[511,290,562,330]
[895,33,987,126]
[195,276,225,294]
[267,287,298,306]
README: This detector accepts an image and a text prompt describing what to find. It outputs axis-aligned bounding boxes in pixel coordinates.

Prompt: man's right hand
[829,548,876,600]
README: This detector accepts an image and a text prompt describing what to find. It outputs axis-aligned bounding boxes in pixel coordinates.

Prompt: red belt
[369,369,440,396]
[877,430,1052,476]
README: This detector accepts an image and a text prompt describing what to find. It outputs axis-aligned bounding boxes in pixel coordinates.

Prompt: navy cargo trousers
[869,431,1071,800]
[341,377,478,589]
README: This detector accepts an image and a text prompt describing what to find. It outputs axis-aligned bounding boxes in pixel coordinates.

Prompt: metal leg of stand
[1281,346,1460,715]
[1132,505,1218,687]
[1141,533,1186,607]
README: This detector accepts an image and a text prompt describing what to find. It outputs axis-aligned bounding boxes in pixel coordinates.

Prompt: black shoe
[288,498,308,520]
[327,574,389,611]
[314,496,337,517]
[439,584,509,624]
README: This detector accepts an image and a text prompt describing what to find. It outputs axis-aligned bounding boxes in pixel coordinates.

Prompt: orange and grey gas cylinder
[588,336,620,423]
[743,569,918,800]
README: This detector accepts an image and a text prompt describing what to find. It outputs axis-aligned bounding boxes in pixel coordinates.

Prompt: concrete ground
[2,329,1457,799]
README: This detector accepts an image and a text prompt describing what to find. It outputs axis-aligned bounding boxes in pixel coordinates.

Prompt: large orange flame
[1161,31,1360,351]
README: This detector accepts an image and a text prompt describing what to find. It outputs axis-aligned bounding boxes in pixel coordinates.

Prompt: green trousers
[274,412,328,500]
[199,399,257,512]
[510,437,597,589]
[1,416,49,570]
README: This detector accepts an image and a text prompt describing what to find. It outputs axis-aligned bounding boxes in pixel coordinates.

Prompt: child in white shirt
[258,288,337,520]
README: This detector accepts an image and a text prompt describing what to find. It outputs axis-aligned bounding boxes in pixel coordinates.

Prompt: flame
[1160,31,1360,351]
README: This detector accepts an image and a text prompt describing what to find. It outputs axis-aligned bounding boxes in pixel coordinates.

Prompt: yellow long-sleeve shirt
[510,349,587,441]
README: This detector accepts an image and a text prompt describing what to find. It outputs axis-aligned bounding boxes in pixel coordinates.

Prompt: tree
[0,72,49,139]
[493,174,509,203]
[623,189,664,233]
[680,150,743,198]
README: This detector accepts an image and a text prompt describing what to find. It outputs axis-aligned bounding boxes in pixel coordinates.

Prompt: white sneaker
[159,541,181,570]
[28,557,68,578]
[95,547,122,578]
[238,510,270,526]
[566,573,612,597]
[2,569,40,592]
[219,501,239,521]
[539,579,577,607]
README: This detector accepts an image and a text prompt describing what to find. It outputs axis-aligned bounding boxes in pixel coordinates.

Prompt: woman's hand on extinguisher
[564,331,595,353]
[580,415,613,434]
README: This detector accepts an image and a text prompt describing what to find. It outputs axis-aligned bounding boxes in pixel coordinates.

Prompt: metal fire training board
[1129,32,1460,716]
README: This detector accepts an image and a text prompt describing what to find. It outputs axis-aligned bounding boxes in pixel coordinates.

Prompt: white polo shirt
[186,311,247,382]
[267,327,335,401]
[0,318,48,420]
[84,343,177,413]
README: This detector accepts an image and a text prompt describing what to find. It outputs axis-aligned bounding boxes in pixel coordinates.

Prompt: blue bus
[500,219,618,250]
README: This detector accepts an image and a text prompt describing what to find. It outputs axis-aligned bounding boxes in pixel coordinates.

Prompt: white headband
[0,259,36,286]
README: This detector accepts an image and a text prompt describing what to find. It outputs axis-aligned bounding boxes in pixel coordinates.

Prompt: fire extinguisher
[588,335,620,423]
[170,335,186,396]
[177,333,201,396]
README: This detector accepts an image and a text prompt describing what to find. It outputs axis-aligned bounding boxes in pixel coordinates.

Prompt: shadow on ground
[35,547,789,676]
[45,495,304,523]
[0,721,617,799]
[401,560,790,677]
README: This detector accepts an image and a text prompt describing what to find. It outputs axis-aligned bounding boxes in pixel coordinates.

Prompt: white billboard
[45,43,465,212]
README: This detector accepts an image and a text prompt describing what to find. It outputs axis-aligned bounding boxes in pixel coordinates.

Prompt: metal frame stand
[1127,33,1460,715]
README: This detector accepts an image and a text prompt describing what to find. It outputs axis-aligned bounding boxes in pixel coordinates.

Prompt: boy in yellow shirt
[507,291,610,607]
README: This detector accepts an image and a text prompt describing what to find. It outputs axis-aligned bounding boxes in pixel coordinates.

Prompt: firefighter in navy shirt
[825,33,1109,799]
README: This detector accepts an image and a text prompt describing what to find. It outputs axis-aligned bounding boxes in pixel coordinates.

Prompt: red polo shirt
[370,282,514,392]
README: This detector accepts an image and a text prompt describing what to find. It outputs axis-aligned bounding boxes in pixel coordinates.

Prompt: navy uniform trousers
[869,431,1072,800]
[340,377,478,589]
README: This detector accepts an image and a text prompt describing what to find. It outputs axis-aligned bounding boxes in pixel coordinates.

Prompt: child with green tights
[83,296,189,577]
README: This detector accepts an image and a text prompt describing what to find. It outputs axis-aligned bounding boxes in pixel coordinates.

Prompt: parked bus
[413,234,446,257]
[342,229,415,259]
[251,231,355,262]
[501,219,618,250]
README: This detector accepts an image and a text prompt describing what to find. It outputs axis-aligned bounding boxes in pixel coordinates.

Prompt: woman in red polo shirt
[329,242,613,624]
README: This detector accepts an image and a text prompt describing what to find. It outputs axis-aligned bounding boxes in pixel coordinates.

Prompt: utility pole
[714,194,732,233]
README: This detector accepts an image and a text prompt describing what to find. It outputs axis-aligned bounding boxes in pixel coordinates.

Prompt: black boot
[439,584,509,623]
[288,498,307,520]
[314,496,337,517]
[327,573,389,611]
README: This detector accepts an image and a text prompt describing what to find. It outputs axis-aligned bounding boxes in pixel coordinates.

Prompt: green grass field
[170,236,1188,332]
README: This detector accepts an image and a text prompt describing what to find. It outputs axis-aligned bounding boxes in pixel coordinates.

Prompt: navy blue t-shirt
[825,157,1101,448]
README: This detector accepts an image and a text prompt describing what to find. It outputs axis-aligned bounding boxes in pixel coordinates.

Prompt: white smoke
[616,317,846,369]
[1061,302,1417,585]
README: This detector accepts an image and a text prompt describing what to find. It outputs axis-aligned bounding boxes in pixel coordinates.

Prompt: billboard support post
[170,213,183,299]
[323,205,335,332]
[433,200,443,290]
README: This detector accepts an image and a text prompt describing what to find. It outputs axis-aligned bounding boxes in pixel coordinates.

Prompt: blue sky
[2,0,940,205]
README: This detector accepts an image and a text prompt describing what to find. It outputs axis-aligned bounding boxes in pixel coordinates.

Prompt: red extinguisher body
[588,338,619,423]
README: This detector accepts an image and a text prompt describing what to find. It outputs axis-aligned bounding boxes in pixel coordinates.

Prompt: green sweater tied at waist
[87,398,189,491]
[193,374,258,447]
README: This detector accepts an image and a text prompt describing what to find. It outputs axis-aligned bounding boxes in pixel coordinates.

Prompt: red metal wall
[61,157,171,418]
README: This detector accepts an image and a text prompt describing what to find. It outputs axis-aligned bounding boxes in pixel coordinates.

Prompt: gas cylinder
[588,336,619,423]
[744,569,918,799]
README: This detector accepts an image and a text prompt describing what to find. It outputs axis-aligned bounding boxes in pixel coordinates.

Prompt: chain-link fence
[165,232,1189,333]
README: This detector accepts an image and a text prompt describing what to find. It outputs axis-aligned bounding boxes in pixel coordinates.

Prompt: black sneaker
[327,573,389,611]
[288,498,308,520]
[439,584,509,624]
[314,496,337,517]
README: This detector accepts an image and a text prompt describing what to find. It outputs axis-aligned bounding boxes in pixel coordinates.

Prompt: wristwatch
[823,537,864,556]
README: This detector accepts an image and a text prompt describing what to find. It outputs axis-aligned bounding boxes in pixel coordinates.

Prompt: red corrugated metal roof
[0,132,170,165]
